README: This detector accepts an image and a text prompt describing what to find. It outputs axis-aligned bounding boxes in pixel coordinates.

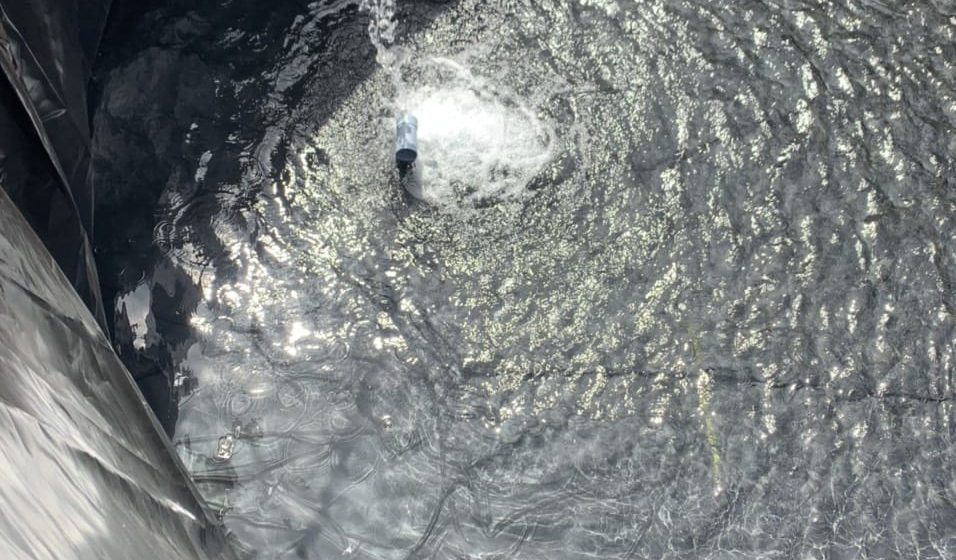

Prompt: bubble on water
[214,434,237,461]
[396,58,557,209]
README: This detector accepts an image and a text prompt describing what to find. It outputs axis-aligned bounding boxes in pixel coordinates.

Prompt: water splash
[360,0,398,71]
[360,3,558,209]
[396,58,556,208]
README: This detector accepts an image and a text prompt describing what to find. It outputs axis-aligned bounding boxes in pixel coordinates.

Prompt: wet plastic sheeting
[0,0,108,328]
[0,188,235,559]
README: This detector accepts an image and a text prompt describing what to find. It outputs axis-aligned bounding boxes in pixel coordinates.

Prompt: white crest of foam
[397,58,556,208]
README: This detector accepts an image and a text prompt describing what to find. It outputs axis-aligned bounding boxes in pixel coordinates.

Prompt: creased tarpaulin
[0,0,108,330]
[0,187,236,559]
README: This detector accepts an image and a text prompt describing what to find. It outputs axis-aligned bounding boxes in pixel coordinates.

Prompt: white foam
[396,59,556,208]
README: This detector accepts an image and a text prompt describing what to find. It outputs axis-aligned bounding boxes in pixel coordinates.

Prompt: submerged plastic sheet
[0,188,235,559]
[0,0,108,329]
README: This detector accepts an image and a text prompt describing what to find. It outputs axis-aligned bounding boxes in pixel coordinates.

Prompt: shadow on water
[90,0,459,434]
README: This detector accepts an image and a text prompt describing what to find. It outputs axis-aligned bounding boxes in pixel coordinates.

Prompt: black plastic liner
[0,1,234,556]
[0,0,108,330]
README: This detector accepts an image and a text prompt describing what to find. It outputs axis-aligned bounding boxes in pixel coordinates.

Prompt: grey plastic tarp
[0,186,235,559]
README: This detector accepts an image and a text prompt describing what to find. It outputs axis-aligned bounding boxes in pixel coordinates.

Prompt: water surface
[95,0,955,557]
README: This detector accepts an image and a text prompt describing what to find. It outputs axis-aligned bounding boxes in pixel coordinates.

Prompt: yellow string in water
[689,327,721,493]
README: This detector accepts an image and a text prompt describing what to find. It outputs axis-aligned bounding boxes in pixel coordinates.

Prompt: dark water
[93,0,956,558]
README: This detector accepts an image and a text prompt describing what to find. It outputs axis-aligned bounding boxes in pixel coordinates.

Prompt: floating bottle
[395,113,418,169]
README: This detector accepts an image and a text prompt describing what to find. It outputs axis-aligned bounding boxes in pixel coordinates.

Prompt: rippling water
[96,0,955,557]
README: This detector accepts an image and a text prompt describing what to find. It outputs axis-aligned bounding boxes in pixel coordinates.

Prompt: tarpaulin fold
[0,187,236,559]
[0,1,235,557]
[0,0,109,330]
